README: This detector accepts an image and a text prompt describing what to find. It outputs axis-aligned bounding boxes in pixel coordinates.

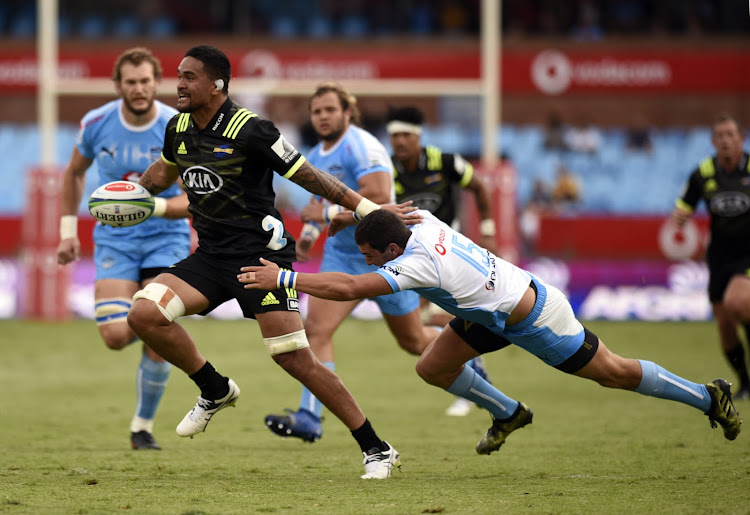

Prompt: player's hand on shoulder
[381,201,422,226]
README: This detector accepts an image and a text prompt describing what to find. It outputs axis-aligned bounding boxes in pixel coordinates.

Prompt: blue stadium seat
[306,16,333,39]
[78,14,107,39]
[270,17,298,39]
[113,15,140,38]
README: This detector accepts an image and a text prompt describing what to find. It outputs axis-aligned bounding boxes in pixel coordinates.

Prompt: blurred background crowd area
[1,0,748,40]
[0,1,747,219]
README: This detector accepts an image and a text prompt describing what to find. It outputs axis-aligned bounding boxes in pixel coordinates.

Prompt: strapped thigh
[133,283,185,322]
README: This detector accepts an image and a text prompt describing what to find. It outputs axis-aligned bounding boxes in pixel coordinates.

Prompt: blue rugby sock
[635,359,710,412]
[298,361,334,419]
[134,353,171,421]
[447,365,519,420]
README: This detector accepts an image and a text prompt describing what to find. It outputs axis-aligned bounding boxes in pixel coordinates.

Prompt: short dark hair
[112,47,162,83]
[355,209,411,252]
[185,45,230,93]
[386,106,424,126]
[712,111,743,135]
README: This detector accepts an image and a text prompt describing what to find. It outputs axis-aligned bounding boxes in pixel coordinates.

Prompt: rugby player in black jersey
[386,106,497,254]
[127,45,408,479]
[673,112,750,401]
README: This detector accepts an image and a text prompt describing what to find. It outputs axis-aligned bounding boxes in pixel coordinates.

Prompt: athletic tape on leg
[264,329,310,356]
[133,283,185,322]
[95,297,132,325]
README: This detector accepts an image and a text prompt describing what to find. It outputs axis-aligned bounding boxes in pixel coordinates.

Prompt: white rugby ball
[88,181,155,227]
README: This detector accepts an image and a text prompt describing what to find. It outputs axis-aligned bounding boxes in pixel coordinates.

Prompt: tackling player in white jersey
[241,209,741,453]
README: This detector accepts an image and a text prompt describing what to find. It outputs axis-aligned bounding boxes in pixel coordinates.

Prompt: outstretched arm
[238,258,393,301]
[287,160,379,219]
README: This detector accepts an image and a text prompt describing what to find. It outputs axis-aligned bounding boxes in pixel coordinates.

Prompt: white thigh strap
[263,329,310,356]
[133,283,185,322]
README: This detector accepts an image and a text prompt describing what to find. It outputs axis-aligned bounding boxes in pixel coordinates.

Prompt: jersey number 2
[262,215,288,250]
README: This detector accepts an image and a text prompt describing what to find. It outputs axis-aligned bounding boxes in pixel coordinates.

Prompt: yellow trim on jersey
[699,157,715,178]
[161,153,176,165]
[176,113,191,133]
[394,181,405,195]
[426,146,442,171]
[223,109,258,139]
[458,161,474,188]
[674,198,694,213]
[282,156,307,179]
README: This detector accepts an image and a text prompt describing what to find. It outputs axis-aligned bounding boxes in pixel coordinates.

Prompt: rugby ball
[88,181,155,227]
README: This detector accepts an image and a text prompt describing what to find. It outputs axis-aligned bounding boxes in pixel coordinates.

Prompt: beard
[320,127,344,143]
[123,97,154,117]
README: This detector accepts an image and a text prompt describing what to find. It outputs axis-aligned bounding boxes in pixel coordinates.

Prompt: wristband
[353,198,380,222]
[276,270,297,289]
[301,221,322,241]
[480,219,496,237]
[152,197,167,217]
[59,215,78,240]
[323,205,343,224]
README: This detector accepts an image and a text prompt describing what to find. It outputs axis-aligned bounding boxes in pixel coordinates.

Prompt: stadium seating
[0,123,743,216]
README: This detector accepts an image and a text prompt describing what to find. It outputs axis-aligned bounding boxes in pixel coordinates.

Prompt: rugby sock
[189,361,229,400]
[350,418,386,453]
[725,344,750,387]
[131,353,171,433]
[298,361,334,419]
[635,359,710,411]
[447,364,519,420]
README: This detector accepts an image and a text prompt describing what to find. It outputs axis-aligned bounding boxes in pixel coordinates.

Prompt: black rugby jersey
[162,98,305,261]
[393,145,474,225]
[677,152,750,259]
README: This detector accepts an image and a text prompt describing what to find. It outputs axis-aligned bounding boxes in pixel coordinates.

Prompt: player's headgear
[386,106,424,135]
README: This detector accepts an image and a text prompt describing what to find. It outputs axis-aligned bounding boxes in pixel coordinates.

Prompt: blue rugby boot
[264,408,323,443]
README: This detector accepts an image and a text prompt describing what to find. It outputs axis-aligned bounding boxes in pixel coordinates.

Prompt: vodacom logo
[531,49,672,96]
[531,50,573,96]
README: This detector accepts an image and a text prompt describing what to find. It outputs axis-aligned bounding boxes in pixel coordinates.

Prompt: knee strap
[133,283,185,322]
[264,329,310,356]
[95,297,132,326]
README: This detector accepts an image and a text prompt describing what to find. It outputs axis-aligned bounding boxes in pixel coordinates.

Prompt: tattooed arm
[139,158,180,196]
[287,160,369,213]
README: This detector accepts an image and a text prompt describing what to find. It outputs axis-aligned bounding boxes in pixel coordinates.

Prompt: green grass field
[2,318,749,514]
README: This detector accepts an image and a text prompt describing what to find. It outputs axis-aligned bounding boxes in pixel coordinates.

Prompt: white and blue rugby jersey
[307,125,393,255]
[77,99,190,240]
[374,211,531,331]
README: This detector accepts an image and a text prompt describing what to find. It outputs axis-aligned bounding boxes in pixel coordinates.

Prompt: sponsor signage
[0,47,748,93]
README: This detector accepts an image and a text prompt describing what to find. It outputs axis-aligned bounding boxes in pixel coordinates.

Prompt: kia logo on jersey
[182,165,224,194]
[709,192,750,217]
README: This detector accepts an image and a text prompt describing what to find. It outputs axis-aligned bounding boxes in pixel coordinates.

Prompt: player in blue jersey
[241,208,742,453]
[57,47,191,450]
[264,82,488,442]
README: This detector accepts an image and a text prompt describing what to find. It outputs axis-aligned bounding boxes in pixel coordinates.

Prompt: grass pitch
[1,318,748,514]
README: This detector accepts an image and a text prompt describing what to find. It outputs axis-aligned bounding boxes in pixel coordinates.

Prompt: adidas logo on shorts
[261,292,279,306]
